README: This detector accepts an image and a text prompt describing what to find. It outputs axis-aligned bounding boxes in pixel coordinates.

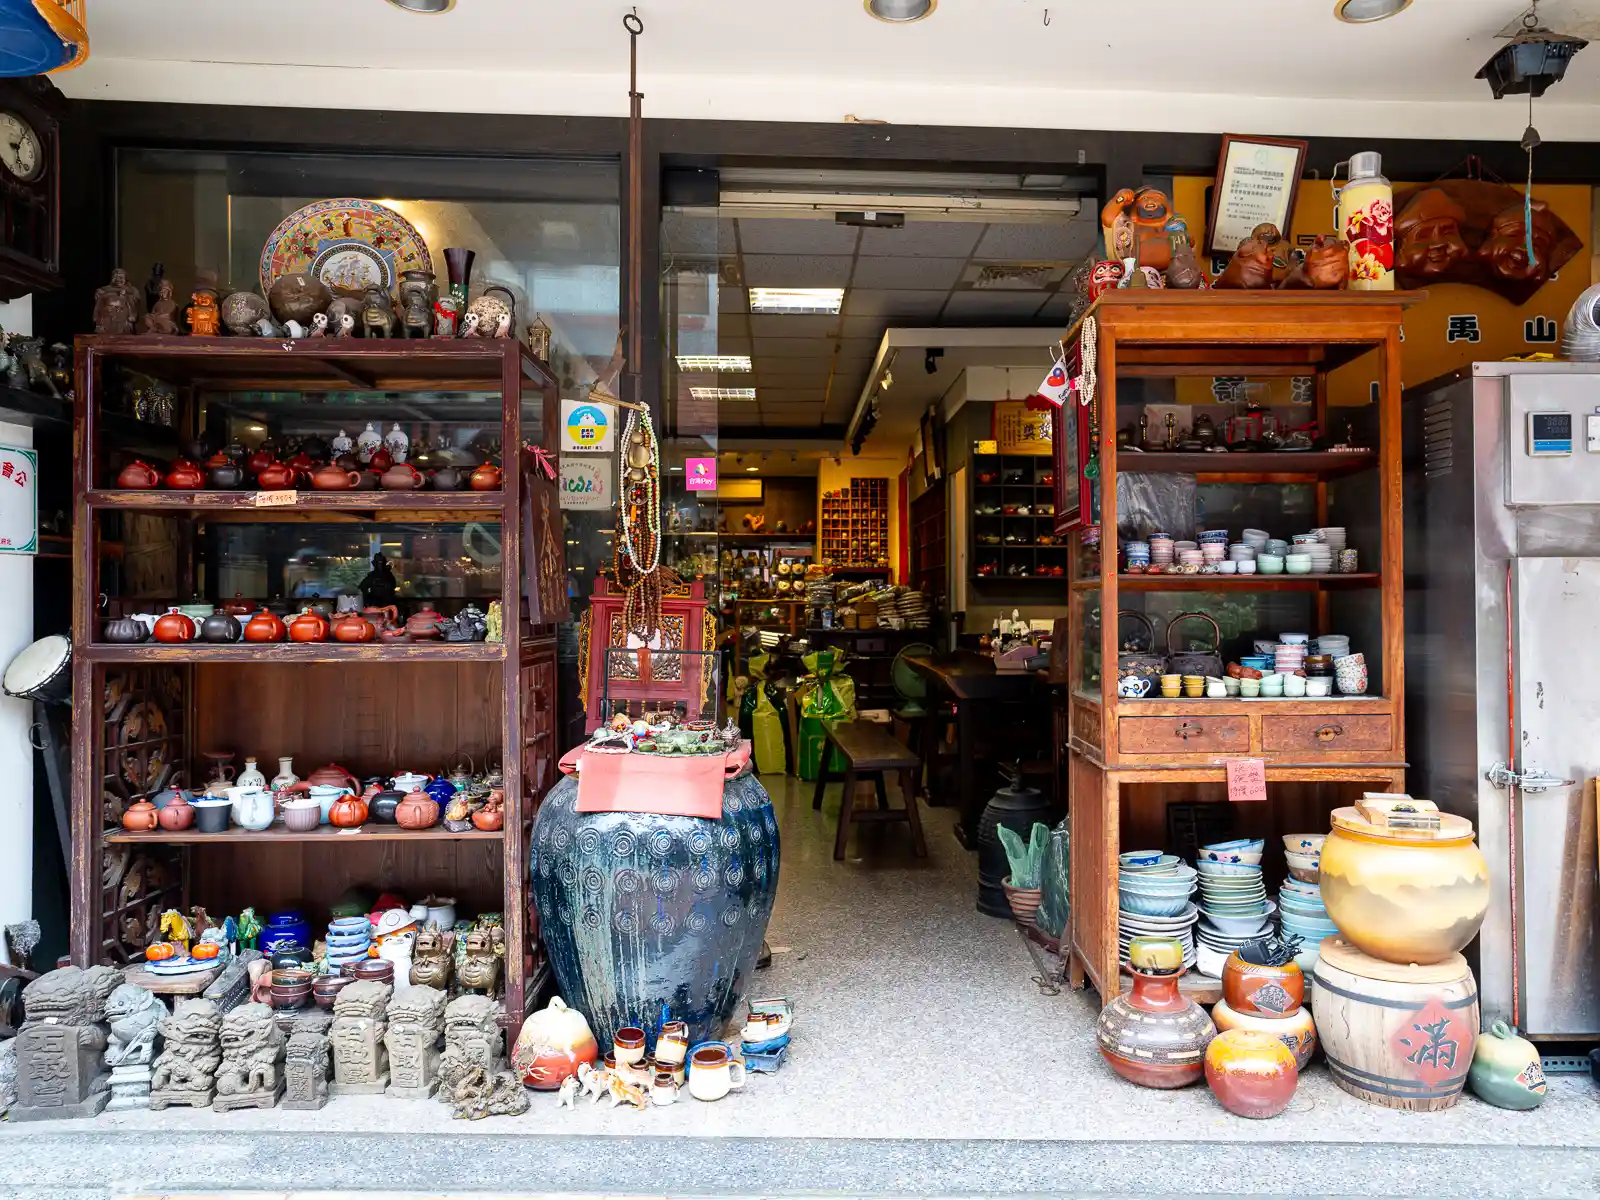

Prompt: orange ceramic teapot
[157,792,195,831]
[328,793,369,828]
[255,462,296,490]
[243,607,286,642]
[310,464,361,491]
[288,607,330,642]
[116,460,161,489]
[152,608,196,643]
[469,463,503,491]
[121,798,160,832]
[331,612,376,643]
[164,458,206,489]
[395,787,440,830]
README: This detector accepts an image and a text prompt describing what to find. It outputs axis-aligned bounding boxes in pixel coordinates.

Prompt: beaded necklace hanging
[613,404,667,636]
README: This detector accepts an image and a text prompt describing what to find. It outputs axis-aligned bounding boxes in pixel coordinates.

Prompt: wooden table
[901,650,1045,845]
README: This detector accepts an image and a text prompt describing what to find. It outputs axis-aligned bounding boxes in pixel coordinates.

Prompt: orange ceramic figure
[472,791,504,832]
[187,291,221,336]
[1101,186,1176,271]
[1215,238,1277,290]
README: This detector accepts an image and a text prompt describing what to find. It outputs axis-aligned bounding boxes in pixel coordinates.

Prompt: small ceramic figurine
[456,311,481,339]
[465,286,515,337]
[432,298,461,338]
[94,268,144,335]
[398,269,437,339]
[187,291,221,336]
[219,291,270,336]
[1165,235,1206,289]
[1215,237,1277,290]
[1304,234,1352,290]
[359,286,398,338]
[307,312,330,337]
[137,279,181,335]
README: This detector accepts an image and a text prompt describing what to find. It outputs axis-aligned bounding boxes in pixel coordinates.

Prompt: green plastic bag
[798,649,857,722]
[752,685,787,776]
[1035,819,1071,943]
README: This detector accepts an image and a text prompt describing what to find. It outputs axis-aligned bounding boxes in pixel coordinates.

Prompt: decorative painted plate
[258,198,432,296]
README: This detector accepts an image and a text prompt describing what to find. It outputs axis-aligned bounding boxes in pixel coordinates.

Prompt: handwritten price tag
[1226,758,1267,803]
[250,490,298,507]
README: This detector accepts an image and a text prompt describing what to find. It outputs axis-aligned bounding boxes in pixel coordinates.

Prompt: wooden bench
[812,719,928,861]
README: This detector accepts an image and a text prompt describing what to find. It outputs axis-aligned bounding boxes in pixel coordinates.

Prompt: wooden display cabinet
[969,452,1064,582]
[1061,292,1421,1006]
[69,337,562,1039]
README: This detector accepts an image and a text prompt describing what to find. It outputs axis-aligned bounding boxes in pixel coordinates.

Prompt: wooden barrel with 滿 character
[1312,936,1478,1111]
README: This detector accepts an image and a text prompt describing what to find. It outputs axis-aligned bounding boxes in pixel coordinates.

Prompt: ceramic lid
[1329,805,1476,844]
[1314,936,1470,983]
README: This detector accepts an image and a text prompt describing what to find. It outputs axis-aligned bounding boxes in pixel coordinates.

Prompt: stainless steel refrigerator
[1405,362,1600,1038]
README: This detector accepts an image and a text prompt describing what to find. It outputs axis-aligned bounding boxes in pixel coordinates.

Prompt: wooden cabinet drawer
[1262,714,1391,753]
[1119,715,1249,755]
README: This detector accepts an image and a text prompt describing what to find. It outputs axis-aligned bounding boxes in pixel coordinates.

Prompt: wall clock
[0,76,62,301]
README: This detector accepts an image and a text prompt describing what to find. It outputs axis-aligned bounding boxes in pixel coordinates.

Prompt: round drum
[1312,936,1478,1111]
[2,635,71,705]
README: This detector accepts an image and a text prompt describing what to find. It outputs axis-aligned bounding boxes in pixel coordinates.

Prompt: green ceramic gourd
[1467,1021,1547,1110]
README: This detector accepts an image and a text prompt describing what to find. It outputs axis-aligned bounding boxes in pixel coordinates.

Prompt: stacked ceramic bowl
[1194,844,1276,977]
[1313,526,1347,554]
[1148,534,1174,570]
[1277,834,1334,971]
[1118,852,1198,972]
[325,916,373,970]
[1294,534,1334,575]
[1314,634,1349,660]
[1273,635,1308,676]
[1334,652,1368,695]
[1199,530,1228,568]
[1123,541,1150,571]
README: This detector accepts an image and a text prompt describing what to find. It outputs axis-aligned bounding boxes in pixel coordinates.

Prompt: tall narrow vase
[443,248,475,324]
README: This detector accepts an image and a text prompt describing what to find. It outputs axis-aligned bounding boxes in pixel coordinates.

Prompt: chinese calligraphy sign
[0,444,38,555]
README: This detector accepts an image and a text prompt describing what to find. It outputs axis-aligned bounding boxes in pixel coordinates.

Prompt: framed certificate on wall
[1205,134,1309,258]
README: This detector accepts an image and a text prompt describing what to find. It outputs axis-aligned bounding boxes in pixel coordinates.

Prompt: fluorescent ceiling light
[866,0,935,22]
[676,355,753,371]
[748,287,844,315]
[1334,0,1411,22]
[690,387,758,401]
[746,466,760,472]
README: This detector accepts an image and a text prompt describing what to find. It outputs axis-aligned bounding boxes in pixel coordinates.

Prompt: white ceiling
[60,0,1600,139]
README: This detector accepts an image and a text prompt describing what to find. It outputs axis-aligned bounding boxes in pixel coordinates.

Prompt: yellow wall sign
[992,401,1053,455]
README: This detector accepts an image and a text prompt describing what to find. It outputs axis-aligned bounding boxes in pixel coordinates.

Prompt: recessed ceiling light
[866,0,936,23]
[690,387,758,401]
[747,466,760,472]
[748,287,845,315]
[387,0,454,11]
[1334,0,1411,23]
[675,355,753,371]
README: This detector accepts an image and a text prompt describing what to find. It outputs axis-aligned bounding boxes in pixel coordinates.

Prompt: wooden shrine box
[1058,292,1423,1008]
[68,337,561,1040]
[580,576,716,731]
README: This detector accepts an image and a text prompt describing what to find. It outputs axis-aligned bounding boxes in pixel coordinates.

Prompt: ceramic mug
[650,1072,679,1106]
[613,1027,647,1067]
[656,1022,690,1067]
[1118,675,1153,699]
[1206,677,1227,699]
[687,1044,746,1102]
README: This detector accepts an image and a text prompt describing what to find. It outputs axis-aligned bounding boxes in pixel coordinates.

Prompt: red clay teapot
[121,798,160,833]
[255,462,295,490]
[307,762,360,792]
[310,464,361,491]
[243,607,286,642]
[156,792,195,831]
[394,787,440,830]
[288,607,329,642]
[116,460,161,489]
[380,463,425,491]
[152,607,196,643]
[331,612,376,643]
[164,458,206,489]
[404,603,444,640]
[328,793,368,828]
[469,463,503,491]
[472,790,504,832]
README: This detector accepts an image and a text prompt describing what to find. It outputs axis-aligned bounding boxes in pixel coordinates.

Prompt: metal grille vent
[1422,397,1454,478]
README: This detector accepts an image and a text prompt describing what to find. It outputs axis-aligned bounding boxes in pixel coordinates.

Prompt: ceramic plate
[259,198,433,296]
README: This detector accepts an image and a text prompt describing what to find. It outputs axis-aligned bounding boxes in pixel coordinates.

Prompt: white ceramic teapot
[227,786,275,831]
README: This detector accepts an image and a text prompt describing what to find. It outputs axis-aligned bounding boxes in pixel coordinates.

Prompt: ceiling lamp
[865,0,936,23]
[675,355,752,371]
[386,0,455,12]
[1334,0,1411,22]
[748,287,844,315]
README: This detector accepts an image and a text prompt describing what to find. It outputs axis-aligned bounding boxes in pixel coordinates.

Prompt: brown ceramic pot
[310,464,361,491]
[471,793,504,832]
[331,613,376,643]
[405,603,444,640]
[328,794,368,828]
[1222,949,1305,1018]
[362,604,400,632]
[380,463,425,491]
[156,792,195,831]
[1096,938,1216,1089]
[121,798,160,832]
[164,458,206,489]
[312,973,354,1010]
[151,607,196,643]
[116,460,161,489]
[352,958,395,986]
[307,762,359,791]
[395,788,440,830]
[288,607,330,643]
[255,462,295,490]
[221,593,254,617]
[469,463,503,491]
[243,607,287,642]
[1209,997,1317,1070]
[1204,1029,1299,1119]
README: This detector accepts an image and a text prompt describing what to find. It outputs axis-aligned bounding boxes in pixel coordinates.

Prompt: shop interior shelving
[70,336,561,1038]
[1059,291,1423,1007]
[969,453,1065,581]
[820,477,890,570]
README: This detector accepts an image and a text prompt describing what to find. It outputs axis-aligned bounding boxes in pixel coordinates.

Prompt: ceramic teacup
[651,1072,679,1106]
[1206,677,1227,698]
[687,1043,746,1102]
[612,1027,647,1067]
[1182,674,1204,698]
[1257,555,1284,575]
[1217,561,1238,575]
[1305,677,1332,697]
[1223,677,1241,697]
[1260,674,1285,697]
[1240,678,1261,698]
[1284,673,1308,698]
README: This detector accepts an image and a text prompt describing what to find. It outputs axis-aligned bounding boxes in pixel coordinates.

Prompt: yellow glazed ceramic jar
[1320,807,1489,965]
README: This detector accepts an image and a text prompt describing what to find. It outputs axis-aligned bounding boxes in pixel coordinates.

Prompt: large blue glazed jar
[530,770,780,1050]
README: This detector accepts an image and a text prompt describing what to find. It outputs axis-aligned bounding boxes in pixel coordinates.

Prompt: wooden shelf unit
[1059,291,1423,1008]
[69,336,561,1042]
[819,477,890,570]
[969,453,1065,581]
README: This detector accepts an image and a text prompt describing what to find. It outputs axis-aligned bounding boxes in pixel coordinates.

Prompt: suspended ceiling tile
[750,314,842,340]
[1035,291,1077,322]
[974,221,1102,261]
[843,290,948,319]
[716,311,751,339]
[940,291,1052,320]
[718,286,749,314]
[736,217,860,256]
[851,256,969,290]
[838,314,889,339]
[857,221,985,258]
[756,369,833,389]
[742,254,855,288]
[757,388,829,405]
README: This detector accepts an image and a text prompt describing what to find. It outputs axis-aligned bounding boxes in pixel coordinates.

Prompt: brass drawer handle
[1315,723,1345,742]
[1175,722,1204,741]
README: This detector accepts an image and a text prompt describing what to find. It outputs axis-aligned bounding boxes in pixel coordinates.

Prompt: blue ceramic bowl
[1202,838,1265,853]
[1118,849,1163,866]
[1119,871,1197,893]
[1118,890,1195,918]
[1196,861,1262,877]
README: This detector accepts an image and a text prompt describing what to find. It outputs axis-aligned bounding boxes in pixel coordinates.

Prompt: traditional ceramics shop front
[1,36,1597,1190]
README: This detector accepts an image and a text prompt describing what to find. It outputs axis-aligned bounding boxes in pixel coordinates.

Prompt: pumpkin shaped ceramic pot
[1204,1029,1299,1119]
[511,995,599,1089]
[328,794,368,828]
[121,798,159,833]
[243,607,286,642]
